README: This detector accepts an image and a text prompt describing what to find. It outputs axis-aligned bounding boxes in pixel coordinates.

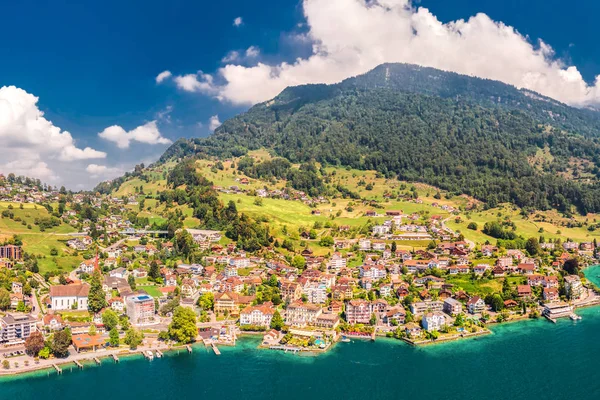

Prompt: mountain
[160,63,600,214]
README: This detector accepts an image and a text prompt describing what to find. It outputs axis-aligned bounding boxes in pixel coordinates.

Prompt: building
[126,294,156,326]
[0,244,22,260]
[345,300,373,324]
[410,300,443,315]
[240,303,275,328]
[543,287,559,303]
[466,296,486,314]
[285,301,322,327]
[214,292,255,315]
[280,282,302,302]
[49,284,90,310]
[564,275,584,300]
[543,303,573,319]
[0,313,37,343]
[422,312,447,332]
[443,298,462,316]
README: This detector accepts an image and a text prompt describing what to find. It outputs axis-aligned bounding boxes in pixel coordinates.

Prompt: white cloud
[155,70,172,84]
[233,17,243,27]
[0,85,106,183]
[245,46,260,58]
[98,120,172,149]
[86,164,124,179]
[222,51,240,63]
[174,0,600,107]
[208,115,222,131]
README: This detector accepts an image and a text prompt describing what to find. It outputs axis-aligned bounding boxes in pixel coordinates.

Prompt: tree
[490,294,504,312]
[291,255,306,269]
[168,307,197,344]
[270,310,284,331]
[0,288,10,311]
[52,330,71,358]
[102,309,119,331]
[38,347,51,359]
[109,328,120,347]
[148,260,161,281]
[525,237,541,256]
[563,258,580,275]
[197,292,214,311]
[467,222,478,230]
[128,274,136,290]
[124,328,144,350]
[369,313,377,326]
[88,270,107,313]
[391,241,397,253]
[25,331,45,356]
[319,236,334,247]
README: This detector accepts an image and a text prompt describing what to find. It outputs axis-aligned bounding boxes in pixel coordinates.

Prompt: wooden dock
[211,343,221,355]
[112,354,119,363]
[73,360,83,369]
[186,345,192,353]
[156,350,163,358]
[93,357,101,365]
[53,364,62,374]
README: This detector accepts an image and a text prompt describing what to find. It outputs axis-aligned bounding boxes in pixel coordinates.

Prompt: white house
[240,303,275,327]
[422,312,447,331]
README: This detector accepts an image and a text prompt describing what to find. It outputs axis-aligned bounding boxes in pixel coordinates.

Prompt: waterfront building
[0,313,37,343]
[443,298,462,316]
[240,303,275,327]
[422,312,447,332]
[466,296,486,314]
[564,275,584,299]
[285,301,322,327]
[345,299,373,324]
[410,300,443,315]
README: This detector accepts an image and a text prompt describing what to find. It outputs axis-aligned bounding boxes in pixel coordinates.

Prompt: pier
[112,354,119,363]
[53,364,62,374]
[186,345,192,353]
[156,350,163,358]
[211,343,221,355]
[269,345,301,353]
[73,360,83,369]
[94,357,101,365]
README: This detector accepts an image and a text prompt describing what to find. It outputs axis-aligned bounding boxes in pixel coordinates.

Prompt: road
[442,216,475,250]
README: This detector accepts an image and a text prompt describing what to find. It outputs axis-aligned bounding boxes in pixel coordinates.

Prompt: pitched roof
[49,284,89,298]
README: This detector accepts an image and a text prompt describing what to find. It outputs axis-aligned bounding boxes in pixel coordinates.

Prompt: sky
[2,0,600,189]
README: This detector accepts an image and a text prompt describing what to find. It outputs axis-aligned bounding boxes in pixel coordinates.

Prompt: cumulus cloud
[222,51,240,63]
[208,115,222,131]
[173,0,600,107]
[0,85,106,183]
[233,17,243,27]
[155,70,172,83]
[98,120,172,149]
[86,164,124,179]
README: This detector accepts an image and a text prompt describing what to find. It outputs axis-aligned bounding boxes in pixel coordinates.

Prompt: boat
[341,336,351,343]
[570,314,582,321]
[145,350,154,360]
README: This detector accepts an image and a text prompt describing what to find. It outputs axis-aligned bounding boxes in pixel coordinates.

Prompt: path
[442,216,475,249]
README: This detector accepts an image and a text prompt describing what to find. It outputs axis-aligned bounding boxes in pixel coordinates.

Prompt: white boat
[570,314,582,321]
[341,336,351,343]
[145,350,154,360]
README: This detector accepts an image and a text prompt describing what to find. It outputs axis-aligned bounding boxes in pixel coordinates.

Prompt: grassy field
[139,285,163,298]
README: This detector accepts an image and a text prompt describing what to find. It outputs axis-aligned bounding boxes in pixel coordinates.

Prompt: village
[1,184,599,376]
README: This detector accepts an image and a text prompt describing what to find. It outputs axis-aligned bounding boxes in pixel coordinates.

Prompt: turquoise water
[584,264,600,287]
[3,307,600,400]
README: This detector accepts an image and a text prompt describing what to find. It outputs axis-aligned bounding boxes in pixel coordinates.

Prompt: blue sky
[1,0,600,189]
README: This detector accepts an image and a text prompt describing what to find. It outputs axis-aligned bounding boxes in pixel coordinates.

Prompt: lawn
[139,285,163,298]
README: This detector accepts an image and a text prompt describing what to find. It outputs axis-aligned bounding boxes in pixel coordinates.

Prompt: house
[345,299,373,324]
[314,313,340,329]
[517,263,535,275]
[564,275,584,300]
[383,306,406,325]
[481,245,497,257]
[329,252,347,271]
[443,298,462,316]
[240,302,275,327]
[109,267,128,279]
[359,239,371,251]
[229,257,251,268]
[421,312,447,332]
[467,296,486,314]
[474,264,490,275]
[405,322,422,337]
[359,264,387,280]
[109,297,124,312]
[527,274,545,287]
[542,276,559,288]
[42,314,64,331]
[11,282,22,294]
[49,284,89,310]
[543,287,559,303]
[371,241,386,251]
[517,285,532,299]
[280,282,302,302]
[492,266,505,277]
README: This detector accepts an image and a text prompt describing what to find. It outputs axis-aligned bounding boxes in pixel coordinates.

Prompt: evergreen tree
[149,260,161,281]
[88,270,107,313]
[109,328,120,347]
[270,310,284,331]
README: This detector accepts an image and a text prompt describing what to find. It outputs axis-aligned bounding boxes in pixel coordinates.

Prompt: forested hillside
[158,63,600,214]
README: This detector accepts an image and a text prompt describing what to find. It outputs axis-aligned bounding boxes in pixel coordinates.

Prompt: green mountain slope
[160,63,600,214]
